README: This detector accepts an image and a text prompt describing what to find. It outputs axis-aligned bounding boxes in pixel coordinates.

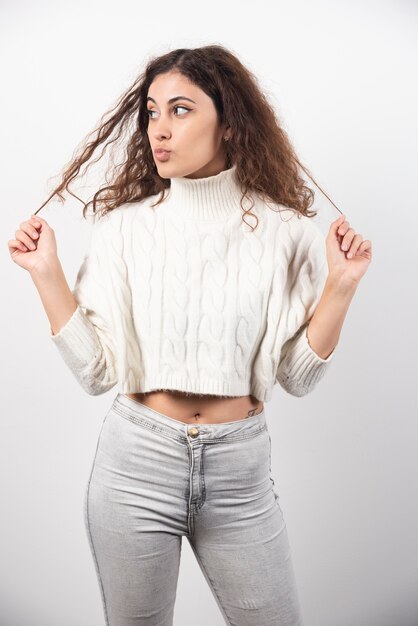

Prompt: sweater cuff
[277,323,335,394]
[49,305,103,371]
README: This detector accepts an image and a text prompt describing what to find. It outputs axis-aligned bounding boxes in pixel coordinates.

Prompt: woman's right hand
[8,215,59,274]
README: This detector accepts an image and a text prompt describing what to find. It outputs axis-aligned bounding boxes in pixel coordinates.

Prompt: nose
[154,131,170,142]
[151,129,171,148]
[150,117,171,142]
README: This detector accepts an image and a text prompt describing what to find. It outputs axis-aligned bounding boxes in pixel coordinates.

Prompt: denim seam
[112,403,267,443]
[185,442,195,537]
[196,445,206,510]
[111,404,185,443]
[268,432,281,506]
[194,427,267,443]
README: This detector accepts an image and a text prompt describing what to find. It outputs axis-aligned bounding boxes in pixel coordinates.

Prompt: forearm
[30,260,78,335]
[307,273,358,360]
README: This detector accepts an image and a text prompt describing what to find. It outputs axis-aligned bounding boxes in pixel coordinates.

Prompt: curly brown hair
[34,44,342,230]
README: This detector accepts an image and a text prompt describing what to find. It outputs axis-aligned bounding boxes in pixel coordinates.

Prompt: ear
[223,129,232,141]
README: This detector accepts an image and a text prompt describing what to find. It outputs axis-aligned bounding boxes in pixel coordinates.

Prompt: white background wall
[1,0,417,624]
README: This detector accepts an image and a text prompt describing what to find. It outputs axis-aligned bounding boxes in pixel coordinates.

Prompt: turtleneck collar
[164,164,243,220]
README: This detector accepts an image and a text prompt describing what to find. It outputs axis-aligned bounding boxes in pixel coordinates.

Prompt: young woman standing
[8,45,371,626]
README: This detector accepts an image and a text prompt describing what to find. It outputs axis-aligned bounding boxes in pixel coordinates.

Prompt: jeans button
[188,426,199,437]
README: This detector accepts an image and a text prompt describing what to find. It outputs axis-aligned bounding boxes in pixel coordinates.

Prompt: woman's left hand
[326,214,372,285]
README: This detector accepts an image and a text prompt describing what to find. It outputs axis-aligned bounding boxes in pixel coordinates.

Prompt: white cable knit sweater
[49,165,336,401]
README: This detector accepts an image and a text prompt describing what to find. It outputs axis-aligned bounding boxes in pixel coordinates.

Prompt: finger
[333,214,346,225]
[31,214,46,225]
[337,220,351,238]
[15,228,37,250]
[346,234,363,258]
[8,238,29,253]
[340,228,356,251]
[29,216,42,229]
[356,240,372,255]
[22,221,40,239]
[332,215,346,233]
[331,215,350,241]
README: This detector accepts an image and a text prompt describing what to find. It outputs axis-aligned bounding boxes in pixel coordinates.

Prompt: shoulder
[287,214,327,264]
[92,197,156,235]
[265,206,328,276]
[265,203,326,248]
[279,209,325,241]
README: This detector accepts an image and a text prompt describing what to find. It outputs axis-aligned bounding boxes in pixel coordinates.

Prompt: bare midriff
[123,390,264,424]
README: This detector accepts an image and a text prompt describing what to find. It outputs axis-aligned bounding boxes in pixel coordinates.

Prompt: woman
[8,45,371,625]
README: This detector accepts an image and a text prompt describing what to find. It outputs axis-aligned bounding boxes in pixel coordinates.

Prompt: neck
[163,165,243,220]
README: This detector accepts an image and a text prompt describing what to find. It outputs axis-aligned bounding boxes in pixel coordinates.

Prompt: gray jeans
[84,392,304,625]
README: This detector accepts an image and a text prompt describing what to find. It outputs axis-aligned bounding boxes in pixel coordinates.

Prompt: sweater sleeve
[275,221,336,397]
[49,220,118,395]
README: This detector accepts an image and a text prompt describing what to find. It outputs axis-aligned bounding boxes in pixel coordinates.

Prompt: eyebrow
[146,96,196,105]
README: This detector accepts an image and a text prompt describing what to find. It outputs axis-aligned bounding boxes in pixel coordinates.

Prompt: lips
[154,148,171,162]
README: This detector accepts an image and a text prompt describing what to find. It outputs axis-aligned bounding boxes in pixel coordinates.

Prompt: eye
[147,105,190,119]
[173,105,190,115]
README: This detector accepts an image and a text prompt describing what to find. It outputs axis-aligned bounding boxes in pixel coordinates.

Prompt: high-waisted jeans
[84,392,304,626]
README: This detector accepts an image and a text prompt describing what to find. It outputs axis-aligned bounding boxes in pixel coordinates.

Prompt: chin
[155,162,173,176]
[156,164,187,179]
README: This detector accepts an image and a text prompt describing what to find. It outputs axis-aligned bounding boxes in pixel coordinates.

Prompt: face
[146,70,231,179]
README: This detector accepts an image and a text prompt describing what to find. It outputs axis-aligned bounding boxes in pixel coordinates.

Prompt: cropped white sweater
[49,165,336,401]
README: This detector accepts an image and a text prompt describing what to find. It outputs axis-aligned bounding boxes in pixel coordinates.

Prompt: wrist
[325,271,359,296]
[30,257,63,281]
